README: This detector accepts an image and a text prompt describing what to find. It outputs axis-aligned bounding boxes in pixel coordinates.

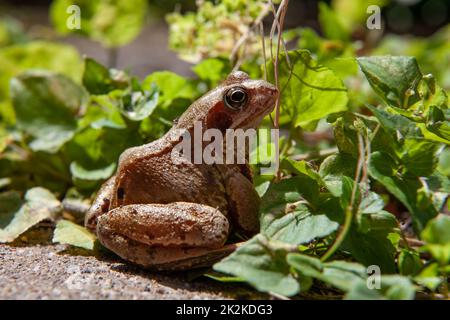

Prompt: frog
[85,71,278,270]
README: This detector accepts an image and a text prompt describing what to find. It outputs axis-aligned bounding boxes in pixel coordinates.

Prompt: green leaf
[70,162,116,181]
[192,58,232,87]
[142,71,197,108]
[345,281,383,299]
[213,234,300,297]
[288,255,404,298]
[414,262,442,291]
[260,177,338,245]
[204,272,244,283]
[398,139,440,177]
[398,249,422,276]
[332,116,359,156]
[263,203,339,246]
[357,56,422,109]
[343,188,398,274]
[288,254,369,292]
[358,191,386,214]
[340,176,360,210]
[319,153,357,197]
[0,41,82,82]
[112,85,159,121]
[0,188,61,243]
[0,41,82,124]
[63,125,142,187]
[378,275,416,299]
[420,215,450,264]
[81,94,127,130]
[294,27,358,79]
[438,147,450,175]
[427,121,450,143]
[420,214,450,245]
[345,275,415,300]
[321,260,367,292]
[53,219,97,250]
[358,210,398,234]
[286,253,323,278]
[367,105,423,139]
[368,151,438,232]
[82,57,129,94]
[267,50,348,128]
[0,16,28,47]
[344,228,397,274]
[0,126,8,153]
[50,0,148,47]
[10,71,88,153]
[287,253,404,299]
[281,158,324,184]
[318,2,349,42]
[332,0,389,31]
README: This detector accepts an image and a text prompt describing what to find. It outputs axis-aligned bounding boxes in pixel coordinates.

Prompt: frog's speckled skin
[85,71,278,270]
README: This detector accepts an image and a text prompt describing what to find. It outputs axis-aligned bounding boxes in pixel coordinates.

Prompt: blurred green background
[1,0,449,78]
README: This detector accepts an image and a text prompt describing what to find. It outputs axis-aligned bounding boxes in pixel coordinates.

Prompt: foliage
[0,0,449,300]
[53,219,96,250]
[50,0,148,48]
[166,0,276,63]
[0,188,61,242]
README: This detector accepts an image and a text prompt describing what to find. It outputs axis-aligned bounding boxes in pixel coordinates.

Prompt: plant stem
[271,0,289,181]
[290,147,338,161]
[321,134,365,262]
[320,206,353,262]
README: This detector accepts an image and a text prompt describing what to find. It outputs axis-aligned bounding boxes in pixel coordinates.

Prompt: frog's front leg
[96,202,232,270]
[222,167,260,237]
[85,176,116,231]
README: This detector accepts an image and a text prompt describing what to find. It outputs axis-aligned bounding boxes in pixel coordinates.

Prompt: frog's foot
[96,202,232,270]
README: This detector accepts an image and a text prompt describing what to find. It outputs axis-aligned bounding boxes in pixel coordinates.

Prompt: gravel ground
[0,227,264,300]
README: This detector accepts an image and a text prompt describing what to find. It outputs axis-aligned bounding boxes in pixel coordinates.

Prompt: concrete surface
[0,226,264,300]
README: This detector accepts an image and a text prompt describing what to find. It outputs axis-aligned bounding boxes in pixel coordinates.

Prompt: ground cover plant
[0,0,449,299]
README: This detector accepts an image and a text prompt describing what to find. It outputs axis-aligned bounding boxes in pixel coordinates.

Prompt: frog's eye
[224,87,248,110]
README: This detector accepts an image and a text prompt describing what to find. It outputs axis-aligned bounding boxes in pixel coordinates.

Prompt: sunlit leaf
[10,71,88,153]
[260,177,338,245]
[213,234,300,297]
[53,219,96,250]
[267,50,348,128]
[0,188,61,243]
[50,0,148,47]
[357,56,422,109]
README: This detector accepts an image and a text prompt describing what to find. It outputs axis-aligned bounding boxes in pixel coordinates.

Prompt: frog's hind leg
[96,202,233,270]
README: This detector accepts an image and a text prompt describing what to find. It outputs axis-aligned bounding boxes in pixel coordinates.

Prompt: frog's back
[109,139,229,216]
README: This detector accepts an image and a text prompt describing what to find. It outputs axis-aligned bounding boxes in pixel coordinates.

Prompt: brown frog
[85,71,278,270]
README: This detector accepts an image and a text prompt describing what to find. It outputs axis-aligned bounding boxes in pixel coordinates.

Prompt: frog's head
[175,71,278,132]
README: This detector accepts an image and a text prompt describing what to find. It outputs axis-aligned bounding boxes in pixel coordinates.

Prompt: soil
[0,226,267,300]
